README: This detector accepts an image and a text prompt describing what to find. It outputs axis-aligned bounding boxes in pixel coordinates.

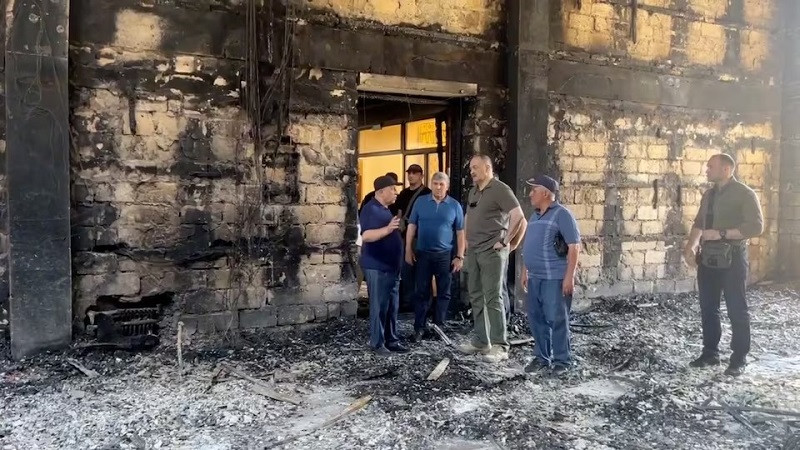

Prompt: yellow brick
[578,219,597,237]
[579,172,605,182]
[582,142,607,157]
[744,0,775,27]
[569,13,595,32]
[592,205,606,220]
[562,141,582,157]
[646,145,669,160]
[640,0,671,6]
[622,205,637,220]
[740,29,769,72]
[573,157,600,172]
[591,2,617,18]
[645,250,667,264]
[741,149,767,164]
[642,221,664,234]
[687,22,727,66]
[689,0,728,19]
[678,160,702,176]
[638,206,658,221]
[629,11,673,62]
[625,143,648,158]
[638,160,666,174]
[581,253,603,268]
[623,221,642,236]
[114,10,164,52]
[622,158,639,173]
[684,147,712,162]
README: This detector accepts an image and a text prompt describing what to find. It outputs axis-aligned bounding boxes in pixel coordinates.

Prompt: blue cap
[525,175,559,193]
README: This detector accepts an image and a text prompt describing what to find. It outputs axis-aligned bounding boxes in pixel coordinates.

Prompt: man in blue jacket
[359,175,410,355]
[520,175,581,376]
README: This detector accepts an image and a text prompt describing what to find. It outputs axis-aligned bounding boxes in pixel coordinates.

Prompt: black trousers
[697,247,751,363]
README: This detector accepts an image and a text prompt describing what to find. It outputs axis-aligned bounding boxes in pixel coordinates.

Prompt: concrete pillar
[505,0,552,310]
[6,0,72,358]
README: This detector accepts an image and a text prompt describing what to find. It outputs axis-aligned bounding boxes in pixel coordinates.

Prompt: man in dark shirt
[392,164,432,311]
[683,153,764,376]
[359,172,399,215]
[360,175,410,355]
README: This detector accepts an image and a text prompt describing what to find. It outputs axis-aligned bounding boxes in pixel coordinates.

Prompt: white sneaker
[481,346,509,363]
[459,342,491,355]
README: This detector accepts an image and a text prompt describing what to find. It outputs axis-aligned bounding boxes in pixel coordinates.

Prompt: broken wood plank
[322,395,373,428]
[714,396,761,436]
[426,358,450,381]
[430,324,453,347]
[67,358,99,378]
[221,363,301,406]
[508,337,534,346]
[177,321,184,377]
[636,302,658,308]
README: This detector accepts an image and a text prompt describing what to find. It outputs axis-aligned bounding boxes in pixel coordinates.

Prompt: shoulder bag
[699,189,732,269]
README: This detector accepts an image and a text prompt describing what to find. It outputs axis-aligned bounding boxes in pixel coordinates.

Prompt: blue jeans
[413,250,452,331]
[364,268,400,349]
[527,277,572,367]
[400,261,416,311]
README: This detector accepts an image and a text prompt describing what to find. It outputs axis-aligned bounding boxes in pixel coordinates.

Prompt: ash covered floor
[2,285,800,449]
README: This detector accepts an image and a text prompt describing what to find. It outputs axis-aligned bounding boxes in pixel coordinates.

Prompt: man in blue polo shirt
[360,175,409,356]
[520,175,581,376]
[405,172,466,342]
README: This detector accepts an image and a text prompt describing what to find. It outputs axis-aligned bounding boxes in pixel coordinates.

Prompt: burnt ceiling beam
[6,0,72,358]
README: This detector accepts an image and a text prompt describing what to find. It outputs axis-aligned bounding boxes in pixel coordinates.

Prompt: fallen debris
[177,321,184,377]
[699,403,800,419]
[322,395,373,427]
[713,396,761,436]
[66,358,99,378]
[508,337,534,346]
[427,358,450,381]
[220,363,300,406]
[3,284,800,449]
[431,324,453,347]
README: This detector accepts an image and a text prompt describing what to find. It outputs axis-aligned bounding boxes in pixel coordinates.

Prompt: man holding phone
[359,175,410,355]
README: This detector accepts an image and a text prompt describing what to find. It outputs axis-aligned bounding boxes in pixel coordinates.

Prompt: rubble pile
[1,283,799,449]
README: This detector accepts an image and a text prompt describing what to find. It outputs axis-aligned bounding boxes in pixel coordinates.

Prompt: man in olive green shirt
[683,153,763,377]
[461,154,525,362]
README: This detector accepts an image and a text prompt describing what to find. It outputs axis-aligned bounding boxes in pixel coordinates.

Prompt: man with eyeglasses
[461,154,526,362]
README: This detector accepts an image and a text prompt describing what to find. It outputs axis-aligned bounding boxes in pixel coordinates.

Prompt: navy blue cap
[525,175,559,193]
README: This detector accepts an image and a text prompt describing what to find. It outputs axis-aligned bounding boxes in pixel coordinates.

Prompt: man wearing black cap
[520,175,581,376]
[393,164,432,311]
[359,175,409,355]
[360,172,399,215]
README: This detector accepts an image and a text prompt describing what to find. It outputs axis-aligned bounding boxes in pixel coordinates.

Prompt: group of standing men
[359,151,763,377]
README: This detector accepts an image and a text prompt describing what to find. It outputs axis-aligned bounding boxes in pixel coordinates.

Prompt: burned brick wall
[63,0,506,333]
[778,1,800,279]
[546,0,782,297]
[0,4,5,330]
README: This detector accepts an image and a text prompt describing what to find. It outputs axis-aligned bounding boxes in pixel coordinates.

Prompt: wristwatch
[719,229,727,239]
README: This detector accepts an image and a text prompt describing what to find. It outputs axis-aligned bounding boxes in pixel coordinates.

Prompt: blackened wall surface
[509,0,783,300]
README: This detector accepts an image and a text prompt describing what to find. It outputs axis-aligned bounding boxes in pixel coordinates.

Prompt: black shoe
[551,365,570,377]
[724,359,746,376]
[372,346,392,357]
[524,361,550,374]
[689,354,720,368]
[410,330,424,343]
[387,343,410,353]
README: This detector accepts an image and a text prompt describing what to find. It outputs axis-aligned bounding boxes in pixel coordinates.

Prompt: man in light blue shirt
[520,175,581,376]
[405,172,466,342]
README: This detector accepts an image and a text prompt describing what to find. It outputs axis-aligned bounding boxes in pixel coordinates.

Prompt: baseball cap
[406,164,423,174]
[374,175,396,191]
[525,175,559,193]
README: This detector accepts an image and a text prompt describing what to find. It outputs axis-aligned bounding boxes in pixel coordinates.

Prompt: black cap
[374,175,396,191]
[525,175,559,193]
[385,172,399,182]
[406,164,423,174]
